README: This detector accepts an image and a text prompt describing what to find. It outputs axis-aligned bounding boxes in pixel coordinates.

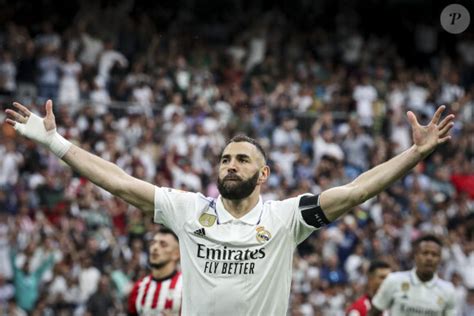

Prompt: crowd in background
[0,0,473,315]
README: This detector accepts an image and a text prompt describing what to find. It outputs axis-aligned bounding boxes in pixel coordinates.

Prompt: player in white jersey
[5,100,455,315]
[369,235,457,316]
[128,227,182,316]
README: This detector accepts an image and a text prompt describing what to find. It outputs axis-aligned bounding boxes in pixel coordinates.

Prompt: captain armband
[298,195,331,228]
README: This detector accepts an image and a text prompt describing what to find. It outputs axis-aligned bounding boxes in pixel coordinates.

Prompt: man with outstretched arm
[5,100,455,315]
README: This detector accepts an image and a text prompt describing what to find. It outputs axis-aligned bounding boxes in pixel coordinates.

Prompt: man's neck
[152,263,176,280]
[222,190,260,219]
[367,287,375,298]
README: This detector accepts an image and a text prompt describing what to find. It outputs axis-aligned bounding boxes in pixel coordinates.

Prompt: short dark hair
[368,260,391,274]
[225,135,267,162]
[413,234,443,250]
[156,226,179,242]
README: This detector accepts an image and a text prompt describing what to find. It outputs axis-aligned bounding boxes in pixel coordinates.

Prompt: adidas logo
[193,228,206,237]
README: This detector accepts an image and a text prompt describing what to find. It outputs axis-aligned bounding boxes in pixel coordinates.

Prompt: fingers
[5,109,28,124]
[430,105,446,125]
[439,121,454,137]
[406,111,419,127]
[12,102,31,118]
[5,118,16,126]
[438,113,455,130]
[6,117,25,134]
[438,135,452,144]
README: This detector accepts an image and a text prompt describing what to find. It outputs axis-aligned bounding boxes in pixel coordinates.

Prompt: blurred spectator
[1,298,27,316]
[462,288,474,316]
[9,249,54,312]
[58,51,82,106]
[34,22,61,51]
[36,46,60,103]
[78,255,101,304]
[0,51,17,96]
[352,75,377,127]
[0,141,23,188]
[0,274,14,310]
[96,39,128,89]
[85,275,116,316]
[15,40,37,104]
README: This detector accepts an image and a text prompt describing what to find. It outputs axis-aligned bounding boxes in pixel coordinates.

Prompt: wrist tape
[14,112,72,158]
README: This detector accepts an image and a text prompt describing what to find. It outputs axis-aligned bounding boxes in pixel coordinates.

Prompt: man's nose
[226,159,238,171]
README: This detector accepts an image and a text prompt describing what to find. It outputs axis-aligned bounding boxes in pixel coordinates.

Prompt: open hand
[5,99,57,133]
[407,105,455,156]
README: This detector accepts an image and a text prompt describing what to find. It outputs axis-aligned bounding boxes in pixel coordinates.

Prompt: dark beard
[217,171,260,200]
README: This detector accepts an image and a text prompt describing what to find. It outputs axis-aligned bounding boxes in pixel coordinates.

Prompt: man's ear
[173,248,180,262]
[258,166,270,184]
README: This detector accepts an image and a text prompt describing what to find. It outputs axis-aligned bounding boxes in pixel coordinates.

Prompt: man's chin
[149,261,166,269]
[220,190,252,200]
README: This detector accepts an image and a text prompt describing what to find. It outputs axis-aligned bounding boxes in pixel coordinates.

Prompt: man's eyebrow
[236,154,251,160]
[220,154,251,160]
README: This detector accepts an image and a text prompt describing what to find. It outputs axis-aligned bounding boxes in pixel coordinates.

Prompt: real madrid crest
[437,296,444,306]
[401,282,410,292]
[199,213,216,227]
[256,226,271,243]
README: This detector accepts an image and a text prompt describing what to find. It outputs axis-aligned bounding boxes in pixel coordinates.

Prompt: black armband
[299,195,331,228]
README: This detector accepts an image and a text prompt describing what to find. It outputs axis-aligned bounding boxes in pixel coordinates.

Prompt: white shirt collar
[215,195,263,225]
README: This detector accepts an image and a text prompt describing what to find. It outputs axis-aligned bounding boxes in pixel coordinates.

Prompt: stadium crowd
[0,1,473,315]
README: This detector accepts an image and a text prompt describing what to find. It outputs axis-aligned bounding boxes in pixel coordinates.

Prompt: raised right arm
[5,100,155,213]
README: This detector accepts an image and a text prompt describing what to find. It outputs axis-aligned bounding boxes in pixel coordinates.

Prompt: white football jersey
[153,187,318,316]
[372,269,457,316]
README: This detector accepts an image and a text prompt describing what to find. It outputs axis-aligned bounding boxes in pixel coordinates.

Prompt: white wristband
[49,132,72,158]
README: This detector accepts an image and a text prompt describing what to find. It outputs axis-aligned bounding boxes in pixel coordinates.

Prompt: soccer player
[128,227,182,316]
[346,260,391,316]
[5,100,455,315]
[368,235,457,316]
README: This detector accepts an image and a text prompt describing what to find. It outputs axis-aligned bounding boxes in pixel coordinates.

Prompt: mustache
[223,174,242,181]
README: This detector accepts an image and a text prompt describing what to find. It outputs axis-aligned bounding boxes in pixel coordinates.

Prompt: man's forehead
[419,241,441,251]
[153,233,172,242]
[222,142,262,158]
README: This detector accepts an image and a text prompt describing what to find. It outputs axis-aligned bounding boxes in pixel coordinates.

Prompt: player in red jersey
[128,227,182,316]
[346,260,391,316]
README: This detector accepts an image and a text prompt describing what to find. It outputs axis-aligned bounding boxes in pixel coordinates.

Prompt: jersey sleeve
[273,194,325,245]
[153,186,198,233]
[371,273,397,311]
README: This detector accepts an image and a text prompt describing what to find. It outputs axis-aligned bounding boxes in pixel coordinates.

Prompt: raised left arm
[320,106,455,221]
